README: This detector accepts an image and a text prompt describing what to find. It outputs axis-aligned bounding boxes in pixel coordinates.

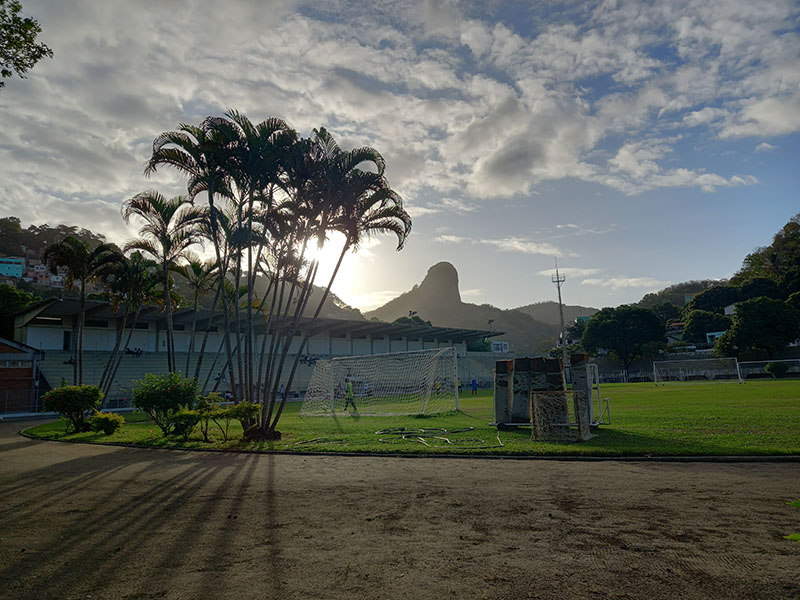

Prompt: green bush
[172,408,200,441]
[229,402,260,439]
[131,372,198,435]
[90,411,124,435]
[208,402,260,442]
[765,361,790,379]
[196,393,222,442]
[42,385,103,432]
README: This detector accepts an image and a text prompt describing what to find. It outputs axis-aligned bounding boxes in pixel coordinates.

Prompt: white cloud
[0,0,796,266]
[581,276,668,290]
[461,288,482,298]
[342,289,404,311]
[535,267,602,277]
[720,96,800,138]
[435,234,562,256]
[434,234,469,244]
[603,139,758,194]
[755,142,776,152]
[682,107,727,127]
[481,237,561,255]
[555,223,616,236]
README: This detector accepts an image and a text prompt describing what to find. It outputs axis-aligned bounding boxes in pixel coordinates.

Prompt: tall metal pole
[551,259,568,372]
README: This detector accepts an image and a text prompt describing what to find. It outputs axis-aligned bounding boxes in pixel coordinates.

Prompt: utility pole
[551,259,568,374]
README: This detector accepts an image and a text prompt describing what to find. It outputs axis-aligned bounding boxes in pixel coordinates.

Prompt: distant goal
[300,347,459,416]
[653,358,744,385]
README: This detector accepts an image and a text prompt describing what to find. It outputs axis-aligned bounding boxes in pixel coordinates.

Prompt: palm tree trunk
[271,243,349,431]
[184,291,199,376]
[253,271,278,406]
[163,263,175,373]
[206,191,238,402]
[77,280,86,384]
[99,305,129,390]
[103,306,141,398]
[264,251,322,433]
[193,285,222,382]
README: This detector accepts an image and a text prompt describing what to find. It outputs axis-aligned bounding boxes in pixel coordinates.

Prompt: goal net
[530,390,592,442]
[653,358,743,385]
[300,347,459,416]
[738,359,800,379]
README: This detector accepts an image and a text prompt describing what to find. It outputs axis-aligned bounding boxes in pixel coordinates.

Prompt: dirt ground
[1,421,799,600]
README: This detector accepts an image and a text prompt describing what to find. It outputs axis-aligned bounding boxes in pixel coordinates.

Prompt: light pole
[551,259,568,372]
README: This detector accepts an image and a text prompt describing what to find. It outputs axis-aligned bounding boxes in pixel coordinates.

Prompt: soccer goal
[739,358,800,380]
[653,358,743,385]
[300,347,459,416]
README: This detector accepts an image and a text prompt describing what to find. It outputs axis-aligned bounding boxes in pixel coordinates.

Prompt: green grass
[24,380,800,456]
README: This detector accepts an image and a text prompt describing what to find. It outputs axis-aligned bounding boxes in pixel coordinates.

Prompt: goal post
[653,357,743,385]
[300,347,459,416]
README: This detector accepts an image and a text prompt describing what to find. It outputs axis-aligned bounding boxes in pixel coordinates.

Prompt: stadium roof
[14,299,502,344]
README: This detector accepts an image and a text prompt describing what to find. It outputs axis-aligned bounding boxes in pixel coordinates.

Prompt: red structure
[0,338,45,414]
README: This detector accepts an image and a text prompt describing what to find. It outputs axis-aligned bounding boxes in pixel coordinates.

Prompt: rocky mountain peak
[418,261,461,304]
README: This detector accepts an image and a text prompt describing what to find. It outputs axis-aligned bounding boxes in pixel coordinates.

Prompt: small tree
[683,310,732,343]
[131,372,197,435]
[90,412,124,435]
[581,306,665,371]
[0,0,53,89]
[42,385,102,432]
[466,338,492,352]
[684,285,739,315]
[721,297,800,358]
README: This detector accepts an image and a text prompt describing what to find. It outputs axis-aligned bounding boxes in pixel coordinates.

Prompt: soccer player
[344,378,357,411]
[471,377,477,396]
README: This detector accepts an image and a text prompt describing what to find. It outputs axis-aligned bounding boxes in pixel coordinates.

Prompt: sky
[1,0,799,313]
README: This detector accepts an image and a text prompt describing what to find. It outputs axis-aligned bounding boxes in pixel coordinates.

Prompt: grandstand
[7,298,500,413]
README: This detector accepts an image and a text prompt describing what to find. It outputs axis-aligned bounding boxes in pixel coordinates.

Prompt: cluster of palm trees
[45,110,411,439]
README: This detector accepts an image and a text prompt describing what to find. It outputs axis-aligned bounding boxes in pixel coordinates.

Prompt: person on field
[471,377,477,396]
[344,378,357,411]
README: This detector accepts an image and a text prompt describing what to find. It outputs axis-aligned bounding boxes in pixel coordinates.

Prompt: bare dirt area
[1,421,799,600]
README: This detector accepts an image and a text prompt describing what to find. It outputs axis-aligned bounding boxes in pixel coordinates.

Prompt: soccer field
[27,379,800,456]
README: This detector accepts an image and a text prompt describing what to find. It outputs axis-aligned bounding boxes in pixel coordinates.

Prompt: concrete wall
[26,326,63,350]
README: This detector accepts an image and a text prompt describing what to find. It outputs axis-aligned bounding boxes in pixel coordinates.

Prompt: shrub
[765,361,790,379]
[90,411,124,435]
[209,402,259,442]
[229,402,260,439]
[210,406,235,442]
[42,385,103,432]
[196,393,222,442]
[131,372,198,435]
[172,408,200,441]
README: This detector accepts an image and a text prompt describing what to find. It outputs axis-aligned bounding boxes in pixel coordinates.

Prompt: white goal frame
[300,347,459,416]
[739,358,800,379]
[653,358,743,385]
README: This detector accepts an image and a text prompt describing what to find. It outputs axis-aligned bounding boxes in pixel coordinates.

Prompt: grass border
[18,423,800,463]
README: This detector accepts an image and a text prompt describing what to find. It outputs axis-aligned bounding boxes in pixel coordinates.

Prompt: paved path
[1,421,799,599]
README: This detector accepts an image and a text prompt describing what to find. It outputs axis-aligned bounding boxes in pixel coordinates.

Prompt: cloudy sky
[2,0,799,313]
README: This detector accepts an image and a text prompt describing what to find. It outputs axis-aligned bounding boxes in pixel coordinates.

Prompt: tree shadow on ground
[0,439,285,600]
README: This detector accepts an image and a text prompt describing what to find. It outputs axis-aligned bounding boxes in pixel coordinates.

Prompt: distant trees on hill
[637,280,722,308]
[0,216,109,257]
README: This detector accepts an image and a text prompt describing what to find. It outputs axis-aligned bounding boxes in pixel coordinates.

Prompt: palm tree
[121,191,204,373]
[146,112,412,439]
[43,237,122,384]
[174,255,218,376]
[98,252,159,396]
[264,130,411,433]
